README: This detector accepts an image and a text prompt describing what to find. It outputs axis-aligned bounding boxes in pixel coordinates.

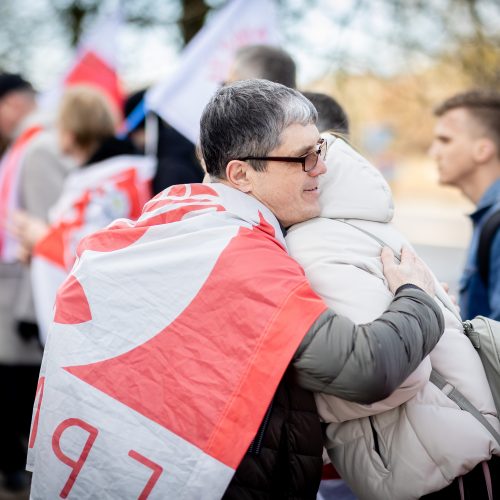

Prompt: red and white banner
[38,10,123,115]
[31,155,155,344]
[146,0,279,143]
[0,124,43,262]
[28,183,326,499]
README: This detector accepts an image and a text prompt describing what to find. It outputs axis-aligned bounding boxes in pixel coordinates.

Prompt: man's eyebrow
[290,140,319,157]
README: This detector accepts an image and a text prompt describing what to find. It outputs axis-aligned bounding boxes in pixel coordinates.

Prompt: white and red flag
[31,155,155,344]
[146,0,279,143]
[0,124,43,262]
[38,9,124,115]
[28,183,326,499]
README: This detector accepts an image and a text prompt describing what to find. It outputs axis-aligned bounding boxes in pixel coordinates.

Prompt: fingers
[400,245,416,265]
[381,246,396,270]
[381,245,435,297]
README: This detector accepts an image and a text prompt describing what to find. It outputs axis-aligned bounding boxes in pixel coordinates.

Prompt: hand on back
[381,246,435,297]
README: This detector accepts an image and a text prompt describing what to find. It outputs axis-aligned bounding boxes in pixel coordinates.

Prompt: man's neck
[461,161,500,205]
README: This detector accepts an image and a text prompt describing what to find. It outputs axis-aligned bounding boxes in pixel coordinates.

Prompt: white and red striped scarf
[31,154,155,344]
[0,124,43,262]
[28,183,326,499]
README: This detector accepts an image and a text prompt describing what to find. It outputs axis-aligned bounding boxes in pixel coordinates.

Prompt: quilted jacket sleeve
[292,287,444,404]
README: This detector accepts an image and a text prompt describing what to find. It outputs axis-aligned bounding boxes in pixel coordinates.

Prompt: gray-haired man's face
[244,123,327,228]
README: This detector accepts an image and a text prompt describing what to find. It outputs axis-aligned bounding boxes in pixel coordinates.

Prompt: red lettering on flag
[128,450,163,499]
[29,377,45,449]
[52,418,98,498]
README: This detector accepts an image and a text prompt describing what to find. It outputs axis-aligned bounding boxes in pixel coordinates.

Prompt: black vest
[223,368,323,500]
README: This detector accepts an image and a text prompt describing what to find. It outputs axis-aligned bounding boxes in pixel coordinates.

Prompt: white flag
[38,9,124,113]
[146,0,279,143]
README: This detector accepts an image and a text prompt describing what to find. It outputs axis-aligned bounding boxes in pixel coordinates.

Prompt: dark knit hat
[0,73,33,100]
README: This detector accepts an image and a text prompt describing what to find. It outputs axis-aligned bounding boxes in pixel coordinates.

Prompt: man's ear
[225,160,254,193]
[473,137,496,164]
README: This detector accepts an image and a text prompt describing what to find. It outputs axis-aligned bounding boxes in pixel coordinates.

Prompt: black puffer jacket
[223,368,323,500]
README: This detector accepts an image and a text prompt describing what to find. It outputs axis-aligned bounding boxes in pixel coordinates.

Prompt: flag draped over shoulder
[28,183,327,499]
[31,155,155,344]
[0,124,43,262]
[146,0,278,143]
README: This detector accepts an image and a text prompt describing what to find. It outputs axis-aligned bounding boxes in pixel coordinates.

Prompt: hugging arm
[293,287,444,404]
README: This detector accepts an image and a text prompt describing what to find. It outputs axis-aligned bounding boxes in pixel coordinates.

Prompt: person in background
[302,91,349,137]
[0,73,73,492]
[124,89,204,194]
[225,44,297,88]
[429,90,500,320]
[12,86,154,343]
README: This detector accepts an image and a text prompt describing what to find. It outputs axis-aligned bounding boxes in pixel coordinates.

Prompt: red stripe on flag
[166,184,187,198]
[322,463,341,480]
[35,227,67,269]
[163,184,218,199]
[137,204,225,227]
[206,279,326,466]
[54,275,92,324]
[76,226,149,256]
[65,51,123,115]
[188,184,218,197]
[63,220,326,468]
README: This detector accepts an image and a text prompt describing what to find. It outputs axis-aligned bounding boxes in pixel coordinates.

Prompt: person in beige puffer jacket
[286,135,500,499]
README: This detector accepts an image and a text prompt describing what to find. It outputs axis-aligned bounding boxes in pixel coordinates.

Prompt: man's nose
[309,156,327,176]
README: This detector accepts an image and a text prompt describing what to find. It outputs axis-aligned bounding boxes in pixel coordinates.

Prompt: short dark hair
[434,89,500,152]
[200,79,317,179]
[0,73,33,100]
[302,91,349,135]
[231,45,296,89]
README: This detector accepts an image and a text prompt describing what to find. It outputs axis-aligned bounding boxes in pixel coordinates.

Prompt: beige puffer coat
[286,136,500,500]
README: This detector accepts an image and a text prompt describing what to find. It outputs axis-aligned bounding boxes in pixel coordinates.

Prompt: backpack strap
[478,209,500,285]
[430,369,500,446]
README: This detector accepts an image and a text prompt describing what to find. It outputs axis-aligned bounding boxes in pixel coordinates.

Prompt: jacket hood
[319,135,394,222]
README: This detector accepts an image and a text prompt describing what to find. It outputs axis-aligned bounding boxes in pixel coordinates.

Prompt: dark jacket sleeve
[292,287,444,404]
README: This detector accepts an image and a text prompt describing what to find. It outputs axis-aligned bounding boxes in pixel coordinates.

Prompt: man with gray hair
[30,79,444,499]
[200,79,443,497]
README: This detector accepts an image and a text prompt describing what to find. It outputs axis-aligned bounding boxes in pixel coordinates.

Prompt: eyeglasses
[238,138,328,172]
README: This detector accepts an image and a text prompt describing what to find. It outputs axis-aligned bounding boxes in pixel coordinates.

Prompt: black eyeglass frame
[237,138,327,173]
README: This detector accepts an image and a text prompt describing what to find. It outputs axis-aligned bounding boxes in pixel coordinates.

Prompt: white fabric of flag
[146,0,279,143]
